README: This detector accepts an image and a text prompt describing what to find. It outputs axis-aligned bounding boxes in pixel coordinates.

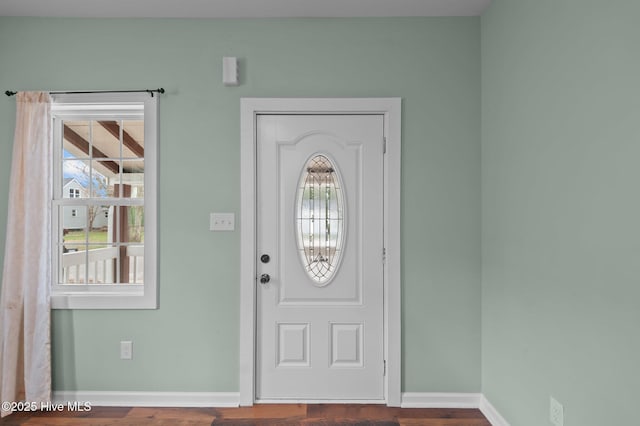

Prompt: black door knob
[260,274,271,284]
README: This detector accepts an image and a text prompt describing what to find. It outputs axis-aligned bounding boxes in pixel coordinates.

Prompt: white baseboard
[400,392,481,409]
[479,395,510,426]
[53,390,508,425]
[52,391,240,408]
[400,393,509,426]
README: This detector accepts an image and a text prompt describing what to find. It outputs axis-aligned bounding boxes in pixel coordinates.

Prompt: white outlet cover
[120,341,133,360]
[550,396,564,426]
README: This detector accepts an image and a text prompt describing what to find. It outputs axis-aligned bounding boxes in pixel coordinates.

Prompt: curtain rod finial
[5,90,17,97]
[146,88,164,97]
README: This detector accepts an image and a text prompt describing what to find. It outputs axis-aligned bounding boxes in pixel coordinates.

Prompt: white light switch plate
[210,213,235,231]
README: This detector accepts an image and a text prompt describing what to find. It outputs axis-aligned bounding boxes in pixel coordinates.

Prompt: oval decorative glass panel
[295,154,345,286]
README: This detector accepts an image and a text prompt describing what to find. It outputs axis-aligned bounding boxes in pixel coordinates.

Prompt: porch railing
[62,245,144,284]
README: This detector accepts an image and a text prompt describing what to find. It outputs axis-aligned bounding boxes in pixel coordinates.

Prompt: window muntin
[51,93,157,309]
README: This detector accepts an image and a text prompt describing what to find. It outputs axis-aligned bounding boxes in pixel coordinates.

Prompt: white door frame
[239,98,401,406]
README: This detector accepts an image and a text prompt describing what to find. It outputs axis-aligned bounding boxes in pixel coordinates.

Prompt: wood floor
[0,404,492,425]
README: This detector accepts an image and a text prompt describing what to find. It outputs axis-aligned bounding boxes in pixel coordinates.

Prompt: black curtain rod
[5,88,165,97]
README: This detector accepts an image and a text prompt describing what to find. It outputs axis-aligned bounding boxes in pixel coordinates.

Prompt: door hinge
[383,137,387,154]
[382,247,387,264]
[383,360,387,376]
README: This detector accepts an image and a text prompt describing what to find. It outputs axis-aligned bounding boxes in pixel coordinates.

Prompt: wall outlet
[550,396,564,426]
[120,341,133,360]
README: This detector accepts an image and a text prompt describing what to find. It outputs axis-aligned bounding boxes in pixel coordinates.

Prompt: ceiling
[0,0,492,18]
[64,120,145,178]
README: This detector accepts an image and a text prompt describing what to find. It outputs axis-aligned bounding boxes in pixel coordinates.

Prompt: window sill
[52,288,157,309]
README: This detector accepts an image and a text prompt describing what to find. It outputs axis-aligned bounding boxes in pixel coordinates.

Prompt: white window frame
[51,92,158,309]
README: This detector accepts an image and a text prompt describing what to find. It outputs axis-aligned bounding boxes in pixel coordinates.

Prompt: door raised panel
[330,323,364,368]
[277,134,363,305]
[277,323,310,367]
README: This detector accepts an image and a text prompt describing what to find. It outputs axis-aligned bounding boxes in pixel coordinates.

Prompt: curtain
[0,92,52,417]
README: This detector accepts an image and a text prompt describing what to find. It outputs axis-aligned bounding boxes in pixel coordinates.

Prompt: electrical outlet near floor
[550,396,564,426]
[120,341,133,360]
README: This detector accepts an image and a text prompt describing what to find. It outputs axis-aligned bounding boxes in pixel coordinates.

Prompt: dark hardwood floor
[0,404,491,425]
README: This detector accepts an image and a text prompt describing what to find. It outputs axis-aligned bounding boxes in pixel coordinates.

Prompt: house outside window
[51,92,158,309]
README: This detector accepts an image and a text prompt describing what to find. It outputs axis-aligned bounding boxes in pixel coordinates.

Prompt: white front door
[256,114,385,401]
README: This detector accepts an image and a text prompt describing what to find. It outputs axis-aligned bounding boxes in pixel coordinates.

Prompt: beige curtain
[0,92,52,417]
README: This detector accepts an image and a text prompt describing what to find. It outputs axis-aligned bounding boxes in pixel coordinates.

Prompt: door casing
[239,98,401,406]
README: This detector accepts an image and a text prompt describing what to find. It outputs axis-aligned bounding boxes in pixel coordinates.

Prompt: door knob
[260,274,271,284]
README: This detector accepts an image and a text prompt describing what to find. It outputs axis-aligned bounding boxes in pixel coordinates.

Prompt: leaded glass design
[295,154,345,286]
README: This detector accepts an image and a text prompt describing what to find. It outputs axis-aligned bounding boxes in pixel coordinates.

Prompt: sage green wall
[0,17,481,393]
[482,1,640,424]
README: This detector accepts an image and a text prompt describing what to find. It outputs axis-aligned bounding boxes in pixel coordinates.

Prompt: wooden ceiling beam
[63,124,120,175]
[97,121,144,157]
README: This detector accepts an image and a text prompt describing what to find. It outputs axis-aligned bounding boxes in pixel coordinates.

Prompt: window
[51,92,158,309]
[295,154,345,286]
